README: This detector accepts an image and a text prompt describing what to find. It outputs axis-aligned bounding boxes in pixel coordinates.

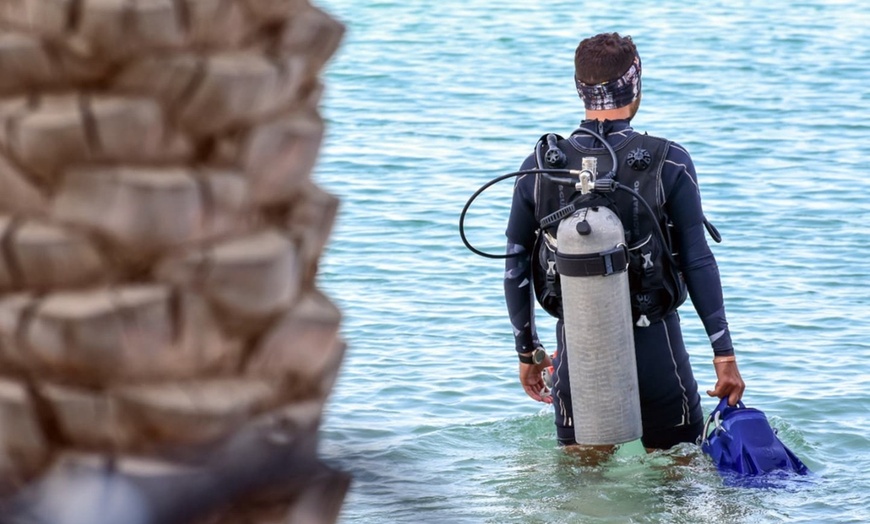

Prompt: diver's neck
[584,107,633,121]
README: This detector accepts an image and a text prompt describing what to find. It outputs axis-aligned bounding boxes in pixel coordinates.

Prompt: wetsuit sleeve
[504,155,542,355]
[663,144,735,357]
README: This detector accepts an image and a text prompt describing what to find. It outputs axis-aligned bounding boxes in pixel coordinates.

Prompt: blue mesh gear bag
[701,398,810,480]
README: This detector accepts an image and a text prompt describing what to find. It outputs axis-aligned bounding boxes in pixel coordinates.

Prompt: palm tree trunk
[0,0,348,521]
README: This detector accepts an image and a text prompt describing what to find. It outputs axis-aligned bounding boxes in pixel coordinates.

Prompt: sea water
[313,1,870,522]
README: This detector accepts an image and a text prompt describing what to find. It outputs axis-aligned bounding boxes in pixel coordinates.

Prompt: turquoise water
[313,1,869,522]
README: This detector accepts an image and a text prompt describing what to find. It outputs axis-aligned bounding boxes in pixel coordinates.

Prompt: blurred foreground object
[0,0,348,521]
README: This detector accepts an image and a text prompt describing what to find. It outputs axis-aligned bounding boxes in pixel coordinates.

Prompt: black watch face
[533,348,546,364]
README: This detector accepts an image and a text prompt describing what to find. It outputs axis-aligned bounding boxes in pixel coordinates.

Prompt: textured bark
[0,0,347,521]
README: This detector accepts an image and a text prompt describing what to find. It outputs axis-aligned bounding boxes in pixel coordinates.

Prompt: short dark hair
[574,33,638,85]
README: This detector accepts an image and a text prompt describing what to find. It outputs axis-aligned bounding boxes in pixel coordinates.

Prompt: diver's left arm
[665,147,745,406]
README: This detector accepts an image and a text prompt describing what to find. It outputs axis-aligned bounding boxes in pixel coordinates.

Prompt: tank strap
[555,244,629,277]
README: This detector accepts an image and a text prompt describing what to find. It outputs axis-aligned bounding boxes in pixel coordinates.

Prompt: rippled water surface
[312,1,869,522]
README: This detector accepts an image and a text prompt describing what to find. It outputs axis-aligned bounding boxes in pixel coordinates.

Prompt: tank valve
[578,157,598,194]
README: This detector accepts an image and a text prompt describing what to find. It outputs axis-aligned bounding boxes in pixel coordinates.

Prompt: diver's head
[574,33,642,119]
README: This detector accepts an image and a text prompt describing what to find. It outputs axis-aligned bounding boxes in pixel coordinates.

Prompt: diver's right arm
[503,164,539,356]
[504,167,551,402]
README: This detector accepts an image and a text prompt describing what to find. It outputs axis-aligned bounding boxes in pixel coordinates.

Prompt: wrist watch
[519,347,547,365]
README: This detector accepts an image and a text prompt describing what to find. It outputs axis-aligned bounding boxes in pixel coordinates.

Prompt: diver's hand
[519,355,552,404]
[707,360,745,406]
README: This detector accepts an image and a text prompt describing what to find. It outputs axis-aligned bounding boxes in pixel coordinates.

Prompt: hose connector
[594,179,618,193]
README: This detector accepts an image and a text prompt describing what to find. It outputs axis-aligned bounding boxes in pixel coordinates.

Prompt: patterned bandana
[574,55,642,111]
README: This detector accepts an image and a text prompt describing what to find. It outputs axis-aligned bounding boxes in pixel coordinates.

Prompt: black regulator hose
[459,126,621,259]
[458,168,580,259]
[459,171,675,263]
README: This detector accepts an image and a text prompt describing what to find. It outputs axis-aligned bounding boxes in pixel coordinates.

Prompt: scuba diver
[503,33,745,450]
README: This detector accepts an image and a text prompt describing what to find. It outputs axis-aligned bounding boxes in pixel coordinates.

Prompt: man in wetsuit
[504,33,745,449]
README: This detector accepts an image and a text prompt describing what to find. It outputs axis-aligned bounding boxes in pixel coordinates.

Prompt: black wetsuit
[504,119,734,449]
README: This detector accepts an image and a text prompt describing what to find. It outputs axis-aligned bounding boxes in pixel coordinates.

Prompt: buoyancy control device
[532,130,696,328]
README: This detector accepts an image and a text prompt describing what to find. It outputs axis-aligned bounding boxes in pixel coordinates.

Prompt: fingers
[728,389,742,407]
[729,378,746,406]
[706,381,745,406]
[534,389,552,404]
[709,361,746,406]
[523,381,551,403]
[519,364,551,403]
[529,382,552,404]
[520,370,552,404]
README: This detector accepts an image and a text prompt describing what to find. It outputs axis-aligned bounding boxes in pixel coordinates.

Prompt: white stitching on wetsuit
[662,318,690,427]
[665,158,700,193]
[553,322,571,428]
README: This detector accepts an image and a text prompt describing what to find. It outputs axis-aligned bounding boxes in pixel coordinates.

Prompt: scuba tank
[552,157,642,445]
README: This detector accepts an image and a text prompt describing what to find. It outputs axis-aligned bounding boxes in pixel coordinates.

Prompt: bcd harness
[531,128,701,327]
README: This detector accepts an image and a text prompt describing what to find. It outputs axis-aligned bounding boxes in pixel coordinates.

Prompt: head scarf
[575,54,642,111]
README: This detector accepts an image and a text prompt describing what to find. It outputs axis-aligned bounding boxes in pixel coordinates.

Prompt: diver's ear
[629,95,642,119]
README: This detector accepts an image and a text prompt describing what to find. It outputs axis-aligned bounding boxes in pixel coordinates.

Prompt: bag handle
[714,397,746,413]
[702,398,747,441]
